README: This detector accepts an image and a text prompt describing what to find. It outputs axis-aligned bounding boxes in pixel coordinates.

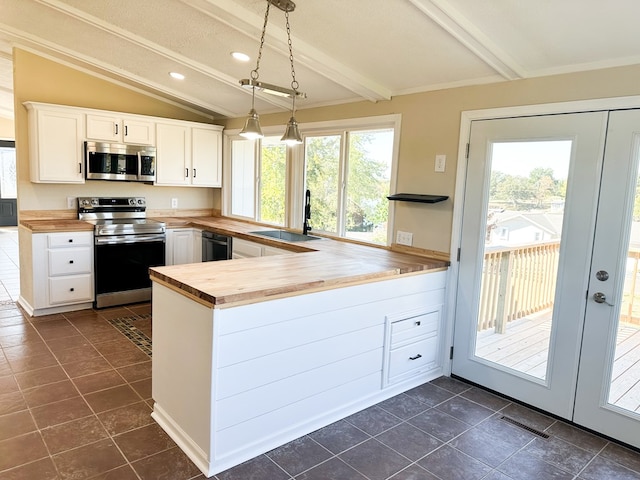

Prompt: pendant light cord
[285,9,298,114]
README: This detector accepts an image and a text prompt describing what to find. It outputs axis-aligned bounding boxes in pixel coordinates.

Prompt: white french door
[453,109,640,447]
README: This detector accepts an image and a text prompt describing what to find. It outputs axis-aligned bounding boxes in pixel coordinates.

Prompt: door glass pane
[259,137,286,225]
[345,129,393,245]
[608,144,640,414]
[475,140,572,380]
[305,135,341,234]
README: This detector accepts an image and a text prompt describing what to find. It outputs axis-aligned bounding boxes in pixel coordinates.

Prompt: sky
[491,140,572,180]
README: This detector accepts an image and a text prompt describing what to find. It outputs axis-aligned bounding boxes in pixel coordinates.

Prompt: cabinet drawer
[388,336,438,381]
[49,248,92,276]
[48,232,92,248]
[390,310,439,346]
[49,275,93,304]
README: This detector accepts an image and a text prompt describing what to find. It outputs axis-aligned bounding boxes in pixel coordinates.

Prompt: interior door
[452,112,609,419]
[574,109,640,447]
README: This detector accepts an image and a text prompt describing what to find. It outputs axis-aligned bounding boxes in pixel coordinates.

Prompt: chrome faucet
[303,189,311,235]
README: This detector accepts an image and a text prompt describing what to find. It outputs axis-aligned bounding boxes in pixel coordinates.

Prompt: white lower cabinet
[232,238,289,258]
[383,306,442,386]
[19,231,94,316]
[151,270,447,476]
[165,228,202,265]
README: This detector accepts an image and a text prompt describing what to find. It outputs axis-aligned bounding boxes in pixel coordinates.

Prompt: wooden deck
[475,311,640,412]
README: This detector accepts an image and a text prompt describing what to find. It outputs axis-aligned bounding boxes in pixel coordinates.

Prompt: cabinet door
[232,238,263,258]
[123,117,155,145]
[156,123,190,186]
[30,108,85,183]
[172,229,195,265]
[192,127,222,187]
[86,113,120,142]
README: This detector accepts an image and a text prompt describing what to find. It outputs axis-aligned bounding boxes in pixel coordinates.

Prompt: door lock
[596,270,609,281]
[593,292,614,306]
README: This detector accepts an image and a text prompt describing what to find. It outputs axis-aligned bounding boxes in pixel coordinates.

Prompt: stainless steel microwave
[85,141,156,182]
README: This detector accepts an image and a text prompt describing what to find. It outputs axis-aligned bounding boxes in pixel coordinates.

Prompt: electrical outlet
[435,154,446,172]
[171,198,178,208]
[66,197,75,209]
[396,230,413,246]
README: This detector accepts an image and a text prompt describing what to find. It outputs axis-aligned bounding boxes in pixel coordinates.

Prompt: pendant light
[239,0,305,144]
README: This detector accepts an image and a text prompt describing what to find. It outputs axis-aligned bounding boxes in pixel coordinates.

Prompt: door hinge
[457,248,461,262]
[449,346,454,359]
[465,143,470,159]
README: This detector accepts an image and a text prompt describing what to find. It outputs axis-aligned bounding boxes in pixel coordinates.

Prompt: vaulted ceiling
[1,0,640,121]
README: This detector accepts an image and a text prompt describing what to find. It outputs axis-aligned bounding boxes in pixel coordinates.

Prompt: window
[229,135,287,226]
[305,129,394,244]
[225,115,400,245]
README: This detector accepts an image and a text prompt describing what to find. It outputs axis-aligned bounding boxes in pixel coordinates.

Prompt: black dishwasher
[202,231,232,261]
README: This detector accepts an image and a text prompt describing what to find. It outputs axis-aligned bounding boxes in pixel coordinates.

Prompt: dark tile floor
[1,300,640,479]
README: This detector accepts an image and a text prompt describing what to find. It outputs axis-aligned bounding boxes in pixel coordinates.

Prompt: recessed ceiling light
[231,52,250,62]
[169,72,185,80]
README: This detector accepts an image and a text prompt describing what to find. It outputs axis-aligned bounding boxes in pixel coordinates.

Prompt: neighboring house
[487,210,563,247]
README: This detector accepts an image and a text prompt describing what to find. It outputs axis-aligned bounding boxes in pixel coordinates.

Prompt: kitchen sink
[249,230,321,242]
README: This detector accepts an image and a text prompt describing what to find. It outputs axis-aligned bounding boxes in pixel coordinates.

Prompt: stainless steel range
[78,197,166,308]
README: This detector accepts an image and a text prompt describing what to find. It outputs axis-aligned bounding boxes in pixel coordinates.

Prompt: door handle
[593,292,614,306]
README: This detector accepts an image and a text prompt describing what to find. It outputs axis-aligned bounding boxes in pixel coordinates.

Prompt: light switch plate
[435,155,446,172]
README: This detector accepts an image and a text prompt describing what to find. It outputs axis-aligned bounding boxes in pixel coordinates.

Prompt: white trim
[444,94,640,376]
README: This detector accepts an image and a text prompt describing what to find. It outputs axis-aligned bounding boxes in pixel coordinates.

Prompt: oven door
[94,234,165,308]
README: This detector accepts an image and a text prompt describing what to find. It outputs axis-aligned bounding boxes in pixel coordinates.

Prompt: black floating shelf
[387,193,449,204]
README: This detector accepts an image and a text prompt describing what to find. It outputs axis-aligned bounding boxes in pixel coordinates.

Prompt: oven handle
[95,234,166,245]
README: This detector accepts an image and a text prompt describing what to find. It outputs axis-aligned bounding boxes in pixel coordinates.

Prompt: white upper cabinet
[86,113,155,145]
[155,122,191,186]
[24,101,223,186]
[25,102,85,184]
[192,127,222,187]
[156,121,223,187]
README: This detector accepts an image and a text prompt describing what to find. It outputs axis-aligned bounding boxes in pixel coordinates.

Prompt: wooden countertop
[19,219,95,232]
[20,215,449,307]
[151,216,449,307]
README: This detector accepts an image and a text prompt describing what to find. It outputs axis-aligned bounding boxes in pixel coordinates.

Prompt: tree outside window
[305,129,393,244]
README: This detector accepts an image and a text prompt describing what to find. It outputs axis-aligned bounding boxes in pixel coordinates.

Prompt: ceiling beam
[407,0,526,81]
[33,0,292,115]
[182,0,392,102]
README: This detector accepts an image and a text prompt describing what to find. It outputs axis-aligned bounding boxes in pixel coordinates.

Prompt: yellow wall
[13,49,222,214]
[0,117,14,139]
[225,64,640,253]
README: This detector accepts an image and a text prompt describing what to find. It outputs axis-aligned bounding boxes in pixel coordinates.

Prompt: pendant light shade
[281,116,302,145]
[239,108,263,139]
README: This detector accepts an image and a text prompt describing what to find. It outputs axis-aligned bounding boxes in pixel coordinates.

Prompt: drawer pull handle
[409,354,422,361]
[69,260,74,264]
[415,321,421,326]
[69,288,75,292]
[68,239,73,243]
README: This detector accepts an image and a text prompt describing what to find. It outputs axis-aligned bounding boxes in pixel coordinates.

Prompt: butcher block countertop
[150,216,449,308]
[19,219,94,233]
[20,215,449,307]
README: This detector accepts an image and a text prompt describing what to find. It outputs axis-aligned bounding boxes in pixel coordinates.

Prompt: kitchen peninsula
[148,217,449,477]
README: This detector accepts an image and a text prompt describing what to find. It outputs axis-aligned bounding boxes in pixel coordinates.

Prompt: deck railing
[479,242,640,333]
[479,241,559,333]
